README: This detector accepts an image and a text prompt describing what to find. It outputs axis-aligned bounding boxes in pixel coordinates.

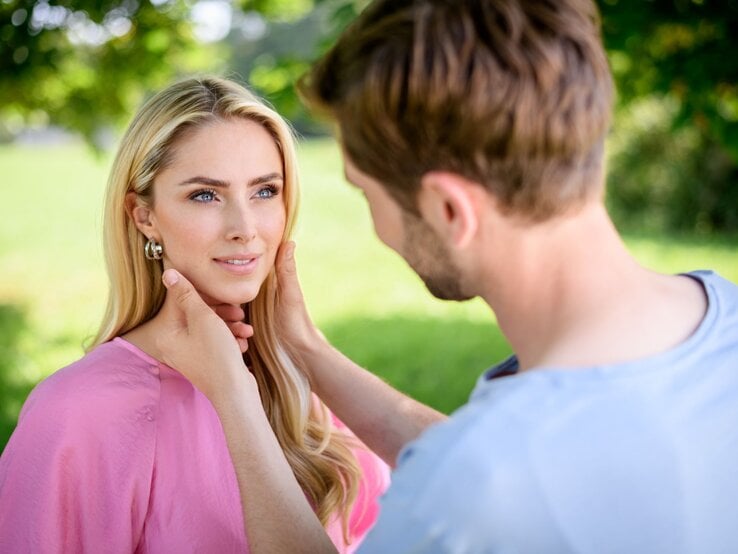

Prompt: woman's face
[131,117,287,305]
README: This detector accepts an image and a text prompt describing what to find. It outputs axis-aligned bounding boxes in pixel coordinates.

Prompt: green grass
[1,138,737,446]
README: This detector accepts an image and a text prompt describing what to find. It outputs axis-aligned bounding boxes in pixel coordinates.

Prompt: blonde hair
[90,77,360,535]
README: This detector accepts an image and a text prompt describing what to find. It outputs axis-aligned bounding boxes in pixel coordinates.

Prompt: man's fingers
[225,322,253,353]
[236,337,249,353]
[213,303,246,324]
[226,321,251,354]
[162,269,251,355]
[228,322,254,340]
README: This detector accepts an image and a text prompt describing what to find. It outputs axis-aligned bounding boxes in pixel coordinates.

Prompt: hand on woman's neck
[122,288,246,365]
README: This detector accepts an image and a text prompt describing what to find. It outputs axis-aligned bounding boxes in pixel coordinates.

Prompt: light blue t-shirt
[359,271,738,553]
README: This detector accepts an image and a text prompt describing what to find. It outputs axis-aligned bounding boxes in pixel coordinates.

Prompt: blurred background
[1,0,737,450]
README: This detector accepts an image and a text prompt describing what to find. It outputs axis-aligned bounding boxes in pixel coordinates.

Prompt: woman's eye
[256,185,279,199]
[190,189,217,203]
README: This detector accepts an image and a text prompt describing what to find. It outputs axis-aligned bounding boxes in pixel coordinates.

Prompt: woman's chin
[198,287,258,307]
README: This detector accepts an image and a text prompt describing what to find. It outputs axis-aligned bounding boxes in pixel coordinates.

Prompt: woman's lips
[213,255,260,275]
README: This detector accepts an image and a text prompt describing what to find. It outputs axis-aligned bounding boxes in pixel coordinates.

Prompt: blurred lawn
[1,138,737,446]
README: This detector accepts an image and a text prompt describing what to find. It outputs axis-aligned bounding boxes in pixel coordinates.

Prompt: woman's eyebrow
[178,176,230,188]
[249,173,283,186]
[177,173,283,188]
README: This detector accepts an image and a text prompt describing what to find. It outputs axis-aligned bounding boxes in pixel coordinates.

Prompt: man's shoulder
[395,374,563,489]
[681,269,738,363]
[368,370,736,553]
[365,379,574,551]
[690,269,738,316]
[405,381,550,475]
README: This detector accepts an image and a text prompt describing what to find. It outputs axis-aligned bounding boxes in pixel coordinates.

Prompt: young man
[158,0,738,551]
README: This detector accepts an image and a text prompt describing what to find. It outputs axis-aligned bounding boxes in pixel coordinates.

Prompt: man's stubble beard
[400,211,474,302]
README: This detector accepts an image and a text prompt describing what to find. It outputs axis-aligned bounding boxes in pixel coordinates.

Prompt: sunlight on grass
[0,144,108,381]
[0,138,736,425]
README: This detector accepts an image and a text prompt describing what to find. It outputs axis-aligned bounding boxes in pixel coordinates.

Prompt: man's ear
[418,171,481,248]
[125,191,158,238]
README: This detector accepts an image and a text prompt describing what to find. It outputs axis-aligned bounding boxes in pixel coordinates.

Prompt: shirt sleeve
[356,491,454,553]
[355,394,574,554]
[0,362,159,554]
[354,400,533,554]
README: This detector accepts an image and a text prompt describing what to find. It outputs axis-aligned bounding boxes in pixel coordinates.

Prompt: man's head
[300,0,614,299]
[300,0,613,219]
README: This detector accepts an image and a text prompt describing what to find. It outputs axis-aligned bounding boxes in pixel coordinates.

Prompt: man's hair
[299,0,614,219]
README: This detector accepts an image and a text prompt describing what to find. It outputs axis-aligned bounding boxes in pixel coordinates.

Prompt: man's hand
[157,268,337,554]
[275,242,328,377]
[156,269,256,402]
[212,302,251,353]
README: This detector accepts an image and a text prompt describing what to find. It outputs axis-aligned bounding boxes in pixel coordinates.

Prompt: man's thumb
[277,241,297,277]
[162,269,204,316]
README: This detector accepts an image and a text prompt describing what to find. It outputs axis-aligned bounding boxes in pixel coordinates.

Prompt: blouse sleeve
[0,360,160,554]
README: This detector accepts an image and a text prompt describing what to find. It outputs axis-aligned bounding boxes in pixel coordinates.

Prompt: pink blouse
[0,338,390,553]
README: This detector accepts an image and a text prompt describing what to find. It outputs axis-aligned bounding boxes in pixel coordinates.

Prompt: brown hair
[299,0,614,219]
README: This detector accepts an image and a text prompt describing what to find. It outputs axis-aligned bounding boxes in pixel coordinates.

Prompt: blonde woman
[0,77,389,553]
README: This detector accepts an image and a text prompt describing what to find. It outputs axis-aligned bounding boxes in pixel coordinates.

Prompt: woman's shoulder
[20,338,162,427]
[0,339,162,547]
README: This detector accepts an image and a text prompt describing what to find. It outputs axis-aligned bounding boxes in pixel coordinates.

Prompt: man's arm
[295,337,445,467]
[276,242,447,466]
[157,270,337,554]
[213,384,338,554]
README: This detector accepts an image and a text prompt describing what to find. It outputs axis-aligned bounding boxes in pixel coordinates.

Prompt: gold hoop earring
[144,238,163,260]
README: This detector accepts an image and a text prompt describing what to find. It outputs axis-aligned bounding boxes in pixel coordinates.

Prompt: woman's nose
[224,201,256,242]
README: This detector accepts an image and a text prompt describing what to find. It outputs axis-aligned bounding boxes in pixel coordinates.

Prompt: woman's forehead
[162,118,284,181]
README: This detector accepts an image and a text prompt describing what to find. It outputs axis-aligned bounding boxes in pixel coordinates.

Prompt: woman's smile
[213,254,261,275]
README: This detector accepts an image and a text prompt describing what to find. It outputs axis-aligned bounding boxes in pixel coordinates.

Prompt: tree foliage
[226,0,364,133]
[1,1,207,143]
[0,0,360,142]
[606,97,738,233]
[601,0,738,160]
[1,0,736,231]
[599,0,738,233]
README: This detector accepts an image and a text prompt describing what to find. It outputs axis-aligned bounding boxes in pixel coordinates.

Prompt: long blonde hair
[90,77,361,533]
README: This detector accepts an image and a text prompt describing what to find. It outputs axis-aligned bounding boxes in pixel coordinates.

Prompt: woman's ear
[418,172,481,249]
[125,191,158,238]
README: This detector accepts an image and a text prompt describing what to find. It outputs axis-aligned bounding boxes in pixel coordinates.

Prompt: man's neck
[477,203,707,372]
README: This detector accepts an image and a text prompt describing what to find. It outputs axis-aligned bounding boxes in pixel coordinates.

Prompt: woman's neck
[120,310,171,364]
